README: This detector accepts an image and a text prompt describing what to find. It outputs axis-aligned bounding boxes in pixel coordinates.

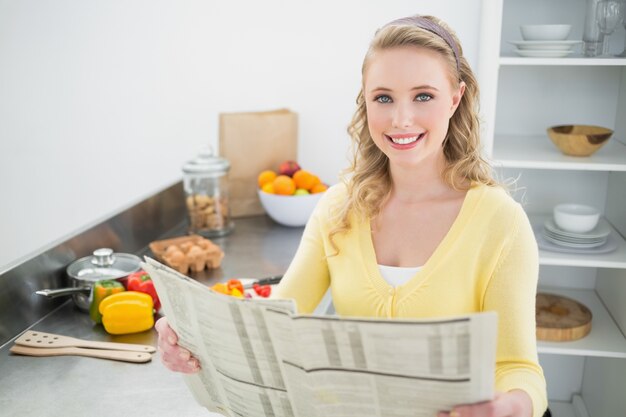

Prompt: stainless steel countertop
[0,216,304,417]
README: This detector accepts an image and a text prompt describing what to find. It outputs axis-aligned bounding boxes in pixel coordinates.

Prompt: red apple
[278,160,301,177]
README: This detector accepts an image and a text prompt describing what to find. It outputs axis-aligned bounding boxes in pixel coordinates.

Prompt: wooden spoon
[10,345,152,363]
[15,331,156,353]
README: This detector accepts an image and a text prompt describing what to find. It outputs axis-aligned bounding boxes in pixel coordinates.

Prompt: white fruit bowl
[553,203,600,233]
[258,190,324,227]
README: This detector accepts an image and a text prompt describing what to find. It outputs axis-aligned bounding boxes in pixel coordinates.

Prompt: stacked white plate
[509,40,582,58]
[542,217,611,248]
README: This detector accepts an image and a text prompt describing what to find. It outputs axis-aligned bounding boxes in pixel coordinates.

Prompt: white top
[378,264,422,288]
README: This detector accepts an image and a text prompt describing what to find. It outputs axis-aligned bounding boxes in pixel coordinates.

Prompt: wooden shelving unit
[479,0,626,414]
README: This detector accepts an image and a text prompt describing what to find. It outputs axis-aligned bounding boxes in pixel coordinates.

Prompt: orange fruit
[261,182,275,194]
[311,183,328,194]
[293,170,317,191]
[310,175,321,189]
[258,170,277,188]
[273,175,296,195]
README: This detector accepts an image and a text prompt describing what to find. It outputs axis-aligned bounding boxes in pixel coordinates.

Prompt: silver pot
[36,248,141,312]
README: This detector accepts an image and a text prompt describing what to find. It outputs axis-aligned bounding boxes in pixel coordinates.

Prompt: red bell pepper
[126,270,161,311]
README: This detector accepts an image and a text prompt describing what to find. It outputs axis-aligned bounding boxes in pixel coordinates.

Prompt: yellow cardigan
[274,182,548,417]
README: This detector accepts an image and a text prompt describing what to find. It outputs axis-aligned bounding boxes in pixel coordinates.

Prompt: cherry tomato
[254,284,271,298]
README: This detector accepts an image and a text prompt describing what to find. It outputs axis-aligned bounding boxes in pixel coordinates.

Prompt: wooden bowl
[547,125,613,157]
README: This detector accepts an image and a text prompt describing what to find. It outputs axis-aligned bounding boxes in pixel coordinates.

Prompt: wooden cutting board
[536,293,592,341]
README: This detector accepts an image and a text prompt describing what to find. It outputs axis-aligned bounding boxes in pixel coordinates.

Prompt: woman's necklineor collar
[362,182,486,297]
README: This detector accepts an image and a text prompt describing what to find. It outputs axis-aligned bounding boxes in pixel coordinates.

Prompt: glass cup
[584,0,606,56]
[596,0,624,56]
[614,1,626,56]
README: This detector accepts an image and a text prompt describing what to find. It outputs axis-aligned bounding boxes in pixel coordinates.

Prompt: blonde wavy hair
[328,15,497,254]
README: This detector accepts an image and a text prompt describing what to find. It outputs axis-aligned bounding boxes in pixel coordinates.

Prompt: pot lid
[182,146,230,176]
[66,248,141,282]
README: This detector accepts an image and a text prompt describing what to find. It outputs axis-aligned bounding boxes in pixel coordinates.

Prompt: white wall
[0,0,482,271]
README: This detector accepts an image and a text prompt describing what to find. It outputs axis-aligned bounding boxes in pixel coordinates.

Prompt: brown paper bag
[219,108,298,217]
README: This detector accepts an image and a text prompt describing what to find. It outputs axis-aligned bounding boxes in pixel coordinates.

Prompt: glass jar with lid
[182,146,234,237]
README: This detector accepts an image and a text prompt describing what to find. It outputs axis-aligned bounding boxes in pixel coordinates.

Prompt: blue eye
[375,95,392,104]
[415,93,433,102]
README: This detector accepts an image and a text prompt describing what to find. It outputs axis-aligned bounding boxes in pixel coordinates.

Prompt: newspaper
[142,258,497,417]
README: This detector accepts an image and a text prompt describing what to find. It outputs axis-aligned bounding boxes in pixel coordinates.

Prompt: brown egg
[179,242,194,253]
[164,245,180,257]
[167,249,185,264]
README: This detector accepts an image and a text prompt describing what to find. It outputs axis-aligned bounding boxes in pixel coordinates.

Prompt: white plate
[537,233,618,254]
[542,233,607,248]
[533,224,618,254]
[508,40,582,51]
[544,218,612,239]
[514,48,574,58]
[543,231,607,244]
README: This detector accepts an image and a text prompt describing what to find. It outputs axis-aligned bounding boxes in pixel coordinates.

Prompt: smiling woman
[277,15,546,417]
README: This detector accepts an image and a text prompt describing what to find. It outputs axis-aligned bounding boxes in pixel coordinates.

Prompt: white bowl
[553,204,600,233]
[258,190,323,227]
[520,24,571,41]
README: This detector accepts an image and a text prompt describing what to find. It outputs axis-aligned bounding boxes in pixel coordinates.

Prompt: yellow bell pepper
[230,288,244,298]
[99,291,154,335]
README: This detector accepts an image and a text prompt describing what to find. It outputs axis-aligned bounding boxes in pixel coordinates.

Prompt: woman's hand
[438,390,533,417]
[155,317,200,373]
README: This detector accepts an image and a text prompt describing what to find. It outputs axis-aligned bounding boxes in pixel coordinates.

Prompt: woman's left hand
[438,390,533,417]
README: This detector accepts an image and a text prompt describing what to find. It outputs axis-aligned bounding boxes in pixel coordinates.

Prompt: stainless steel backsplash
[0,181,186,347]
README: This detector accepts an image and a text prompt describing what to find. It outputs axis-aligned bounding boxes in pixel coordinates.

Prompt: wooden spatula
[10,345,152,363]
[15,331,156,353]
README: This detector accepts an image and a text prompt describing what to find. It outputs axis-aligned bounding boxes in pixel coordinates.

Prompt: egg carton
[149,235,224,275]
